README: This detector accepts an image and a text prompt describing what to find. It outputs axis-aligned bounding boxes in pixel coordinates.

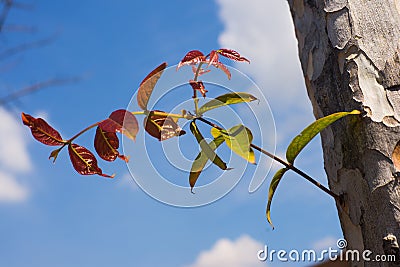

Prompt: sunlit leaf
[190,120,229,171]
[137,62,167,110]
[286,110,361,164]
[21,112,65,146]
[212,124,256,164]
[217,48,250,63]
[391,140,400,172]
[266,168,288,229]
[191,65,210,76]
[94,127,128,162]
[208,50,219,67]
[189,80,207,98]
[213,61,231,79]
[99,109,139,141]
[144,110,186,141]
[177,50,206,69]
[189,135,225,191]
[68,143,114,178]
[198,92,257,115]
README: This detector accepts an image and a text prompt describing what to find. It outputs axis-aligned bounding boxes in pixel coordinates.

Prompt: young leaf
[190,120,229,171]
[286,110,361,164]
[177,50,206,69]
[213,61,231,79]
[190,135,225,191]
[208,50,220,67]
[144,110,186,141]
[94,127,128,162]
[21,112,65,146]
[198,92,257,115]
[191,65,210,76]
[189,80,208,98]
[68,143,114,178]
[391,140,400,172]
[217,48,250,63]
[99,109,139,141]
[137,62,167,110]
[266,168,288,229]
[212,125,256,164]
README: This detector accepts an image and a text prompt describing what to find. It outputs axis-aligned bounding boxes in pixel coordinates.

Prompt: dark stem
[196,117,340,201]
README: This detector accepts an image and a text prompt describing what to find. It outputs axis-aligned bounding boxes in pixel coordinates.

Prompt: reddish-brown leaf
[213,62,231,80]
[217,48,250,63]
[99,109,139,141]
[208,50,220,67]
[392,140,400,172]
[68,143,114,178]
[177,50,206,69]
[21,112,65,146]
[191,65,211,76]
[94,127,128,162]
[144,110,186,141]
[137,62,167,110]
[189,80,208,97]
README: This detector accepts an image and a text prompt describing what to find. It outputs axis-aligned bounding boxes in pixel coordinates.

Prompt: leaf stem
[68,121,102,143]
[192,62,205,115]
[196,117,340,201]
[131,110,192,120]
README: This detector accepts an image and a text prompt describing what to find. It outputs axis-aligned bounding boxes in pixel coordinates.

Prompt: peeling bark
[288,0,400,266]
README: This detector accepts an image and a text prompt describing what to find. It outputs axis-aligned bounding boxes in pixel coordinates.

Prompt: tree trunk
[287,0,400,266]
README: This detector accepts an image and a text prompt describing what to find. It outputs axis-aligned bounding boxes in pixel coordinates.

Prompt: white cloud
[0,107,33,202]
[217,0,306,101]
[0,171,29,202]
[216,0,314,142]
[186,235,265,267]
[0,107,32,172]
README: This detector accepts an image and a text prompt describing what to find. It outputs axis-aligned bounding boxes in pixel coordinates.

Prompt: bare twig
[0,76,83,105]
[0,0,13,33]
[2,24,36,33]
[0,34,57,61]
[196,116,340,201]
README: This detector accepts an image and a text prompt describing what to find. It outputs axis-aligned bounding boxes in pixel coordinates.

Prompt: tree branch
[0,76,83,106]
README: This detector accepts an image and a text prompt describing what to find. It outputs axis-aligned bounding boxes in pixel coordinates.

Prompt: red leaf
[213,62,231,80]
[217,48,250,63]
[177,50,206,69]
[68,143,114,178]
[94,127,128,162]
[21,112,65,146]
[137,62,167,110]
[144,110,186,141]
[99,109,139,141]
[189,80,208,97]
[208,50,220,67]
[191,65,211,76]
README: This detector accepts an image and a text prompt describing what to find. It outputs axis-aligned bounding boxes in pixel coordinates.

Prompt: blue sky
[0,1,343,266]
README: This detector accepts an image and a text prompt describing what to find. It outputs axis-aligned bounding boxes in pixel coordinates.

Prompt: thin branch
[196,116,340,201]
[0,76,83,106]
[2,24,36,33]
[0,0,13,33]
[0,34,57,61]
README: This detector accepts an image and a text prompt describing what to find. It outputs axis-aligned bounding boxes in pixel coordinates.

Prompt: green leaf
[286,110,361,164]
[137,62,167,110]
[211,124,256,164]
[198,92,257,115]
[266,168,288,229]
[190,120,229,171]
[189,135,225,191]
